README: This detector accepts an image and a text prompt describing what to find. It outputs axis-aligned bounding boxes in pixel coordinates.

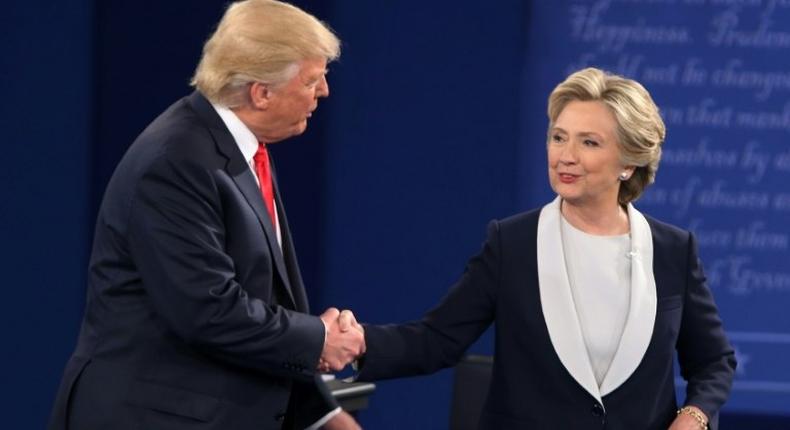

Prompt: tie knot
[254,143,269,166]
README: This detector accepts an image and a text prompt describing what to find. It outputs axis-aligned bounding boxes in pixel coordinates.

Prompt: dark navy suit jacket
[358,201,735,429]
[49,92,335,430]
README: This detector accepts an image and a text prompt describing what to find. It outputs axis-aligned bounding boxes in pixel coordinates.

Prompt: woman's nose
[558,141,578,164]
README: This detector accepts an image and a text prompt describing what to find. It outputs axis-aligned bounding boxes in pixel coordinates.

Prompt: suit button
[275,412,286,421]
[591,403,604,417]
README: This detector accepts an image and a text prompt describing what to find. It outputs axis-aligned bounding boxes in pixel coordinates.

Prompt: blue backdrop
[3,0,788,428]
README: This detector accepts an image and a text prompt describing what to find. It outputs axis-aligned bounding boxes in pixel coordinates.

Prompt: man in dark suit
[48,1,364,429]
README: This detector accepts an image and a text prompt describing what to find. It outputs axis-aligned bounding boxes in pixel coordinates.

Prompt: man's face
[255,58,329,143]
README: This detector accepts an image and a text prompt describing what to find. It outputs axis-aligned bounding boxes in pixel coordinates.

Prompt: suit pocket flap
[126,380,219,422]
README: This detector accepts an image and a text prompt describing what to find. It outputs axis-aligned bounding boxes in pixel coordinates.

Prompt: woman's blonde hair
[547,67,665,205]
[191,0,340,107]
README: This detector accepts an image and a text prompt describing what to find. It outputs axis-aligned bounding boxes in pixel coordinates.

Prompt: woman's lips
[558,173,579,184]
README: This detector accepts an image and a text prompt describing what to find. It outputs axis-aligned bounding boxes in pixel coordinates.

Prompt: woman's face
[547,100,628,209]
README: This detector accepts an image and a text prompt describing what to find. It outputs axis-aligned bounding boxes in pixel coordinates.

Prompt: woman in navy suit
[352,68,736,429]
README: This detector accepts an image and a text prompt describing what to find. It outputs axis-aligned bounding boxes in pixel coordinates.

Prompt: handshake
[318,308,365,373]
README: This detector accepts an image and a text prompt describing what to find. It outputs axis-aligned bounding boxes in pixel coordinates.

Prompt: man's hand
[322,410,362,430]
[337,309,365,348]
[319,308,365,372]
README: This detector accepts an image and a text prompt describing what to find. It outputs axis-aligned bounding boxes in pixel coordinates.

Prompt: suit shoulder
[108,96,226,194]
[486,208,541,246]
[145,100,211,145]
[129,97,220,163]
[642,212,691,250]
[497,207,541,231]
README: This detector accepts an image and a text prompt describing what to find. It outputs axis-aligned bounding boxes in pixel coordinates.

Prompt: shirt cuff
[305,407,342,430]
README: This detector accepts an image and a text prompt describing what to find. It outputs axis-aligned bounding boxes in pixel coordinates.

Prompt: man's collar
[211,103,259,163]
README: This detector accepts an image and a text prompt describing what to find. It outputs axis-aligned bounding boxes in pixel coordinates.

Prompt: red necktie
[253,143,277,230]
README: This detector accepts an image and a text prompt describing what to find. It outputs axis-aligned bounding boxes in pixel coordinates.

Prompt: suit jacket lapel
[537,197,659,401]
[269,161,310,312]
[537,196,602,404]
[186,92,297,309]
[227,164,297,309]
[599,203,657,396]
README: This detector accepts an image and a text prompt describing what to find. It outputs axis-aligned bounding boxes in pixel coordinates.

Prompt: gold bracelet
[677,406,708,429]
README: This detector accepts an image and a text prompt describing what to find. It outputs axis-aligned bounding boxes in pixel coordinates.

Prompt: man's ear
[249,82,271,110]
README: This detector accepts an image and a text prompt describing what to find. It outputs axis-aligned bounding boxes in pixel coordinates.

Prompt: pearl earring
[619,172,629,181]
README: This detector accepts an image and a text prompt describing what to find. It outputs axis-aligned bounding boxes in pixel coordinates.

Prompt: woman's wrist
[677,405,708,429]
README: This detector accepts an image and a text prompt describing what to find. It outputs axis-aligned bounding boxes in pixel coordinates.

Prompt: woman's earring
[619,172,629,181]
